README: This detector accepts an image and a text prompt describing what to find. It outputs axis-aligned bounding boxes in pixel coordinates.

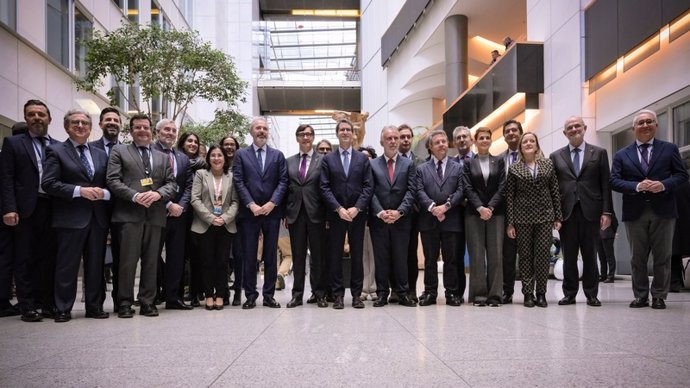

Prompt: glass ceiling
[259,20,357,82]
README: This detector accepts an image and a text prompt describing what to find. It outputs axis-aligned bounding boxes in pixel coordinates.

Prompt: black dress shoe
[332,296,344,310]
[373,296,388,307]
[191,299,201,307]
[85,310,110,319]
[523,294,535,308]
[388,294,399,304]
[629,298,649,308]
[286,298,303,308]
[154,296,164,306]
[502,294,513,304]
[418,293,436,306]
[408,292,419,303]
[472,300,487,307]
[586,297,602,307]
[651,298,666,309]
[165,299,193,310]
[263,297,281,308]
[139,304,159,317]
[54,312,71,323]
[306,294,317,304]
[599,275,607,282]
[603,277,614,283]
[317,297,328,308]
[352,298,365,309]
[486,297,501,307]
[0,303,20,317]
[535,294,548,308]
[20,309,43,322]
[558,296,576,305]
[446,295,462,306]
[326,294,336,303]
[398,295,417,307]
[41,306,57,319]
[242,297,256,310]
[232,293,242,306]
[118,305,135,318]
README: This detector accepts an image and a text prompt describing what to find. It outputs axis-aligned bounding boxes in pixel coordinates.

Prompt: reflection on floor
[1,274,689,387]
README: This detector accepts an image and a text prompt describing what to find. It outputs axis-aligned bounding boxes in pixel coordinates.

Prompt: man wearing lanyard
[1,99,58,322]
[500,119,523,304]
[106,114,177,318]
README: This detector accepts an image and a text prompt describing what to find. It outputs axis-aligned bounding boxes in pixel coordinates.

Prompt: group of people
[1,99,687,323]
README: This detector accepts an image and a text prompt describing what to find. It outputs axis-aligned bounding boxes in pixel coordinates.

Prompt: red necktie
[387,158,394,182]
[299,153,308,182]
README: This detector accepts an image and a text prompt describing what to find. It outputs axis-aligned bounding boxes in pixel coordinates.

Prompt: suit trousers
[108,222,121,307]
[625,206,675,299]
[54,221,107,313]
[406,210,420,294]
[0,225,13,303]
[159,215,188,302]
[241,216,280,299]
[287,208,326,299]
[328,215,366,297]
[502,225,519,296]
[559,203,600,299]
[196,226,233,299]
[231,228,243,296]
[420,230,460,297]
[456,211,467,297]
[514,222,552,295]
[597,237,616,278]
[362,226,376,295]
[370,218,411,297]
[117,221,161,306]
[13,197,57,310]
[466,214,504,303]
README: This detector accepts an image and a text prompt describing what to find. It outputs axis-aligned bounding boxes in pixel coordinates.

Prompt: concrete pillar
[444,14,468,108]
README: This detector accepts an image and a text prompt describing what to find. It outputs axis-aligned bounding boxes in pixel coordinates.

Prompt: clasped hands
[338,207,359,222]
[80,187,105,201]
[638,179,665,193]
[379,210,402,224]
[135,190,161,208]
[249,201,276,217]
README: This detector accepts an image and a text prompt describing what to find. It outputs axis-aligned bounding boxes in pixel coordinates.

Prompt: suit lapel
[221,173,229,204]
[580,143,593,174]
[127,144,147,175]
[305,153,320,182]
[624,143,645,175]
[21,134,39,172]
[204,171,216,202]
[647,140,661,172]
[64,141,91,180]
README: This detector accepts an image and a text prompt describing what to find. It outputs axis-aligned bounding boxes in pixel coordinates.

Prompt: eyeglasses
[317,147,331,152]
[635,119,656,127]
[69,120,90,126]
[296,132,314,138]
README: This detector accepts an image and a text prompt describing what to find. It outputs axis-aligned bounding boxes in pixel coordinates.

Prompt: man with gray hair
[452,125,473,303]
[152,119,193,310]
[611,109,688,309]
[42,109,111,321]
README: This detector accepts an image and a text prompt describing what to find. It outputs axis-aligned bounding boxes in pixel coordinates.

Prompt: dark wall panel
[585,0,618,80]
[662,0,690,25]
[618,0,662,55]
[381,0,432,67]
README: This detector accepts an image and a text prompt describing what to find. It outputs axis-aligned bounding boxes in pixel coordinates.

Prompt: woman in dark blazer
[463,127,506,307]
[506,132,562,308]
[190,145,239,310]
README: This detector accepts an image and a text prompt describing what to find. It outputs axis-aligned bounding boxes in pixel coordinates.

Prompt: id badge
[140,177,153,187]
[213,206,222,215]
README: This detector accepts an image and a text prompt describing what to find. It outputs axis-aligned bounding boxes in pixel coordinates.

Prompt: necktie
[437,160,443,181]
[299,153,308,182]
[77,145,93,179]
[387,158,394,182]
[572,148,581,176]
[37,137,48,162]
[342,150,349,177]
[164,148,175,174]
[257,148,264,173]
[639,143,650,174]
[106,142,114,157]
[139,146,151,175]
[510,151,517,164]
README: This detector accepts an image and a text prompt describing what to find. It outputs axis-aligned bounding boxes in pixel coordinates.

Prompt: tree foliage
[77,23,247,121]
[181,108,251,147]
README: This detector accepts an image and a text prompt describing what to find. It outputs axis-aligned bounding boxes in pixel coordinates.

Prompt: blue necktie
[437,160,443,181]
[77,145,94,179]
[639,143,650,174]
[572,148,581,176]
[342,150,349,177]
[257,148,264,173]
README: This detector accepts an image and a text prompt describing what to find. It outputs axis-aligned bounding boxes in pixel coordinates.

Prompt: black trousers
[241,216,280,299]
[370,217,411,297]
[560,204,600,299]
[597,237,616,278]
[157,215,188,302]
[197,226,233,299]
[420,230,460,297]
[328,214,366,297]
[287,207,326,300]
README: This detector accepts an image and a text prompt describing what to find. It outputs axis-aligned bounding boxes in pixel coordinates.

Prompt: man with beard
[500,120,522,304]
[153,119,193,310]
[1,100,59,322]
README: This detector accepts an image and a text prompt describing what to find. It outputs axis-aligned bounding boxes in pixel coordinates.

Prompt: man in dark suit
[611,109,688,309]
[89,107,122,309]
[233,117,288,309]
[369,126,417,307]
[500,119,522,304]
[451,125,474,303]
[320,118,373,309]
[550,116,613,307]
[106,114,177,318]
[42,109,111,322]
[397,124,422,302]
[152,119,193,310]
[1,99,58,322]
[416,129,464,306]
[284,124,327,308]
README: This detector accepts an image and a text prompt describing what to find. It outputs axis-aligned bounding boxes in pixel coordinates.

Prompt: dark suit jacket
[369,154,416,217]
[550,143,612,222]
[152,142,192,211]
[610,139,688,221]
[41,140,109,229]
[506,158,562,225]
[232,145,288,220]
[285,152,325,224]
[106,143,177,227]
[415,158,464,232]
[462,154,506,216]
[319,148,373,218]
[1,133,58,217]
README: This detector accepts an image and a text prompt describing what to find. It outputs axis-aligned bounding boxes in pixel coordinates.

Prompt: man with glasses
[500,120,523,304]
[451,126,474,304]
[611,109,688,309]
